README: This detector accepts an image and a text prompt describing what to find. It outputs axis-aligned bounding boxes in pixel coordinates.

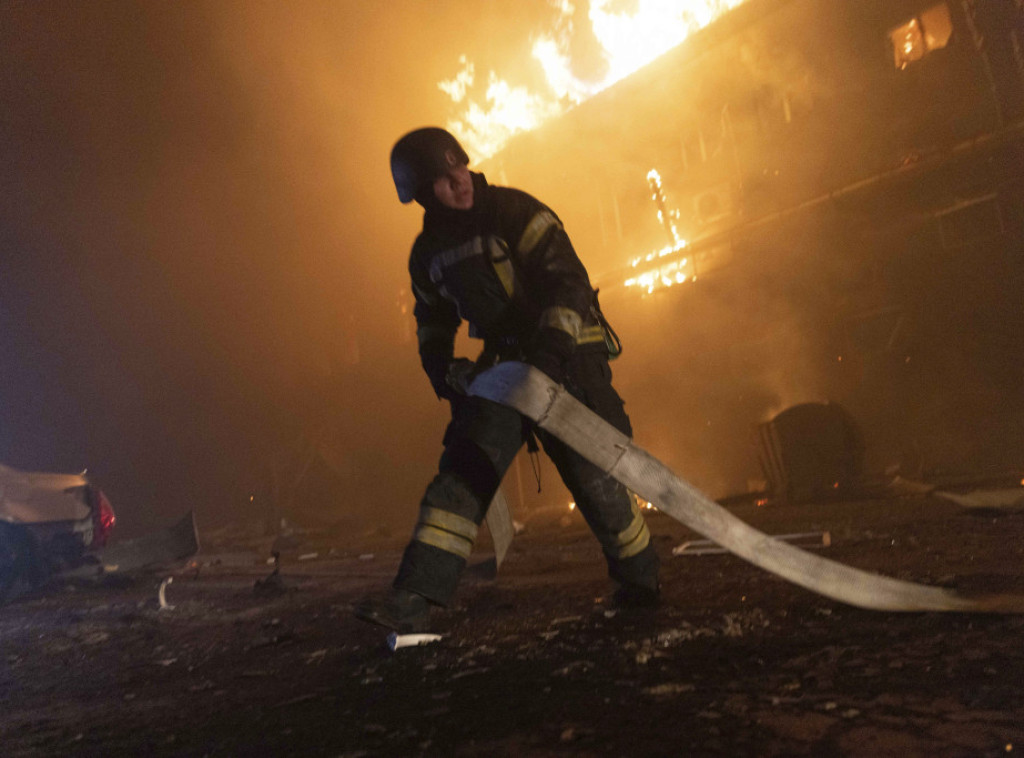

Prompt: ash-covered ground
[3,490,1024,757]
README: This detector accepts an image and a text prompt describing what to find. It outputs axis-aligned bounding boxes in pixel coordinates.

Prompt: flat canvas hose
[470,362,1024,613]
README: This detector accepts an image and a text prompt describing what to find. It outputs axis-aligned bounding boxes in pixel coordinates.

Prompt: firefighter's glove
[444,357,478,397]
[526,327,574,385]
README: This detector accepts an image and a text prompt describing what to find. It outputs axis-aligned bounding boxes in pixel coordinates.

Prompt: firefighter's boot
[354,588,431,633]
[611,582,661,609]
[608,541,661,608]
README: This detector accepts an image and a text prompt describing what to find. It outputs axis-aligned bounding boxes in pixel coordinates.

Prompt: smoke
[472,0,1024,496]
[3,0,1019,540]
[0,2,555,536]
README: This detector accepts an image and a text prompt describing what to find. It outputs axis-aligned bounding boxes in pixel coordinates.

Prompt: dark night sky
[0,1,563,535]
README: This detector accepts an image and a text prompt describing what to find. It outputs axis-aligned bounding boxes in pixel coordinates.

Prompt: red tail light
[90,488,116,548]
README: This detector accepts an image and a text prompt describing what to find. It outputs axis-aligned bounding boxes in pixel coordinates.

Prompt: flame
[622,167,690,293]
[440,0,749,160]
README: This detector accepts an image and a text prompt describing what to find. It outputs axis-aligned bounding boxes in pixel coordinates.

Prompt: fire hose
[470,362,1024,613]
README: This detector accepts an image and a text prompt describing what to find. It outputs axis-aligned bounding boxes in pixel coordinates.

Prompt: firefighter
[355,127,660,632]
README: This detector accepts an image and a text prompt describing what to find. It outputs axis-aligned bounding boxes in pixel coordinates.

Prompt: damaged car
[0,463,115,604]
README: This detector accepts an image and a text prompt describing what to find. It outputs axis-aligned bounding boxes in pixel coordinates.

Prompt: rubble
[2,491,1024,756]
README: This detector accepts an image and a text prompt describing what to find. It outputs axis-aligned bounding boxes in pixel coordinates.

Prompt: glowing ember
[440,0,749,160]
[633,493,657,511]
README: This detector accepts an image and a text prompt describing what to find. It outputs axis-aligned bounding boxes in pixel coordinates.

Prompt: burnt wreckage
[479,0,1024,498]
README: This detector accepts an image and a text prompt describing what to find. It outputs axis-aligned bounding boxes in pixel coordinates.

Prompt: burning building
[469,0,1024,496]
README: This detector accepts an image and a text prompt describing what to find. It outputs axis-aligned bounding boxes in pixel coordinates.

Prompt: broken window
[890,3,954,70]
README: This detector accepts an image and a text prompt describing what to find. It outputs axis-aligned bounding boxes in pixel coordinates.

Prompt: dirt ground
[3,488,1024,757]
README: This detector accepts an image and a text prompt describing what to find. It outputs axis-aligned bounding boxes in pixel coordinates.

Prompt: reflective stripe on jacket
[409,173,603,364]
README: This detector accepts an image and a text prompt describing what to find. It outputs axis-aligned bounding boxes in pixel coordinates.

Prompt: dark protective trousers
[394,351,660,605]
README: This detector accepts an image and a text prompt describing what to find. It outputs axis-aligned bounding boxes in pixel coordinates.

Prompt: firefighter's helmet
[390,127,470,204]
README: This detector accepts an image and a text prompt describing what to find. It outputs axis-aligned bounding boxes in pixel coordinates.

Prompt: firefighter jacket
[409,172,606,396]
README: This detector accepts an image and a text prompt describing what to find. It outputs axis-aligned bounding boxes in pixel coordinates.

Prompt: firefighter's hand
[526,328,574,385]
[444,357,478,397]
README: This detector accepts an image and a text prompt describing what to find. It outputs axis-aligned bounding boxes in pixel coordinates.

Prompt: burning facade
[473,0,1024,495]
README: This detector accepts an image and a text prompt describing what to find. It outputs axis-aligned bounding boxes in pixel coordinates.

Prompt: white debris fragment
[934,488,1024,511]
[550,615,582,626]
[158,577,174,610]
[672,531,831,556]
[305,649,328,665]
[387,632,442,651]
[297,552,319,561]
[643,682,696,696]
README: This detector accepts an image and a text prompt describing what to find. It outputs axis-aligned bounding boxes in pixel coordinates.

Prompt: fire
[622,167,690,293]
[440,1,749,160]
[570,495,654,514]
[440,55,565,161]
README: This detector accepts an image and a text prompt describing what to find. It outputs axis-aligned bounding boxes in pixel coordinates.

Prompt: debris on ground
[3,496,1024,756]
[387,632,443,651]
[253,552,287,597]
[934,488,1024,511]
[157,577,174,610]
[672,530,831,556]
[100,511,199,573]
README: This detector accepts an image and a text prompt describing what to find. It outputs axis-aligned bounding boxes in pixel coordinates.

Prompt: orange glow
[632,493,657,511]
[440,1,749,159]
